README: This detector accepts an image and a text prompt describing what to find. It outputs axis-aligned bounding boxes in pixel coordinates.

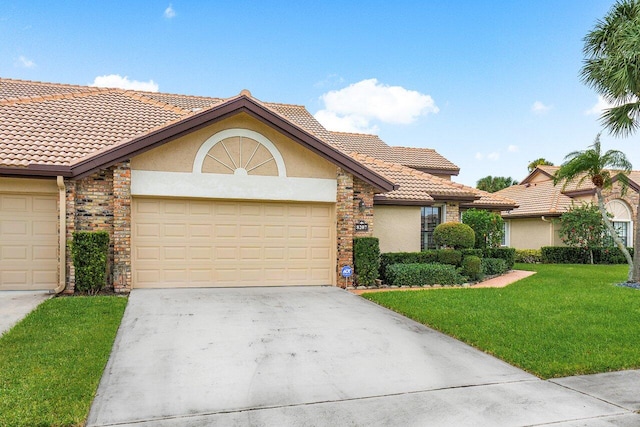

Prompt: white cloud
[164,4,176,18]
[16,55,35,68]
[475,152,484,160]
[585,95,613,115]
[90,74,159,92]
[507,144,519,153]
[314,78,438,133]
[531,101,551,114]
[487,152,500,161]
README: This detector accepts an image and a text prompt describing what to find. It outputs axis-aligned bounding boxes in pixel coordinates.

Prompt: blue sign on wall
[341,265,353,278]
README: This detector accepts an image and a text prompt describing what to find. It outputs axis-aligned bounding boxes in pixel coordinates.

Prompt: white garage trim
[131,170,337,203]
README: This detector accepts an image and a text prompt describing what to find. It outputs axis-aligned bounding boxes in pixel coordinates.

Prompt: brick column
[336,168,354,287]
[113,161,132,292]
[64,180,76,293]
[445,203,460,223]
[353,177,375,237]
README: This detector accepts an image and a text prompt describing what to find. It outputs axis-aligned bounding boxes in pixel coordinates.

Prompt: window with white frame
[501,220,510,247]
[605,199,633,247]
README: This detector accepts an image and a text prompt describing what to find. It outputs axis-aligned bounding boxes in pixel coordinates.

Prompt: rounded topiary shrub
[461,255,483,281]
[433,222,475,249]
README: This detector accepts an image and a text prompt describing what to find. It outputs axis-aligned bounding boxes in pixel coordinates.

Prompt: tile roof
[0,78,97,100]
[351,152,516,208]
[331,131,460,174]
[496,180,573,218]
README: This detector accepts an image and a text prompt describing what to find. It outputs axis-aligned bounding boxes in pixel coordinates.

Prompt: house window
[421,206,442,250]
[501,221,510,247]
[605,199,633,247]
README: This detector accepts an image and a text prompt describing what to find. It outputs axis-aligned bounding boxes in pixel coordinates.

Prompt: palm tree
[476,176,518,193]
[527,158,554,173]
[581,0,640,137]
[553,135,634,282]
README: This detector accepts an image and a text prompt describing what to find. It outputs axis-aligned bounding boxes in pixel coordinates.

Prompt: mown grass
[0,296,127,426]
[363,264,640,379]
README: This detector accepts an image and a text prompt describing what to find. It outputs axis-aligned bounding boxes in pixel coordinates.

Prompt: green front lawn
[0,296,127,427]
[364,264,640,379]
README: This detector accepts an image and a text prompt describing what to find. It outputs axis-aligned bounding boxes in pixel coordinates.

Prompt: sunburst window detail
[193,129,287,177]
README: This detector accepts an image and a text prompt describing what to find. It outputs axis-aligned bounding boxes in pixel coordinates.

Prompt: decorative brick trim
[113,161,131,292]
[336,168,354,287]
[353,177,375,236]
[64,180,76,293]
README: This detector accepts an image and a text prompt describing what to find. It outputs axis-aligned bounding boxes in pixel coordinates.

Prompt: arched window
[605,199,633,247]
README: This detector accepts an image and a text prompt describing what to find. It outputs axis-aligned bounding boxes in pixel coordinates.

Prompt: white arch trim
[192,128,287,177]
[606,199,632,220]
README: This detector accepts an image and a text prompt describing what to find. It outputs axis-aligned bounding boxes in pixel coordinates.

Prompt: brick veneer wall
[113,162,131,292]
[353,177,375,237]
[336,168,354,287]
[64,180,76,294]
[445,202,460,223]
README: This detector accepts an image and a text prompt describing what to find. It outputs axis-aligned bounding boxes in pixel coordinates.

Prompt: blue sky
[3,1,637,186]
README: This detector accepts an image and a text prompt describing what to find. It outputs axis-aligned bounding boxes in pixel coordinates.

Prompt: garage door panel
[0,193,58,290]
[132,198,335,288]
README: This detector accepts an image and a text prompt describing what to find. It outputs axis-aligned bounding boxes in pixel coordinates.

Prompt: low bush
[483,247,516,270]
[433,222,475,249]
[541,246,634,264]
[353,237,380,286]
[482,257,508,275]
[379,251,438,282]
[71,231,110,294]
[385,263,466,287]
[461,248,483,258]
[461,255,483,281]
[437,249,463,267]
[515,249,542,264]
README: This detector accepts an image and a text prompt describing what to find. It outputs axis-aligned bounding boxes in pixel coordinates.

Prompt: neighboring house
[495,165,639,250]
[0,78,515,292]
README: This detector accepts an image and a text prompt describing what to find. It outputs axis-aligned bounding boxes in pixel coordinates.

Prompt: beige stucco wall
[373,205,421,253]
[131,113,337,179]
[0,177,57,194]
[507,217,563,249]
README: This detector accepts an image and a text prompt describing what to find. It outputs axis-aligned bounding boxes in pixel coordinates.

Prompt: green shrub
[437,249,463,266]
[515,249,542,263]
[461,208,504,249]
[541,246,634,264]
[461,248,483,258]
[353,237,380,286]
[483,247,516,270]
[385,263,466,287]
[379,251,438,282]
[433,222,475,249]
[71,231,110,294]
[482,257,508,275]
[461,255,483,281]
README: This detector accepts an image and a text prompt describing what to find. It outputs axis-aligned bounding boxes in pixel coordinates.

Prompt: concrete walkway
[0,290,51,336]
[87,287,640,426]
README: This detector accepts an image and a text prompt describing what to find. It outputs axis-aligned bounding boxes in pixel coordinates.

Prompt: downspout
[52,176,66,294]
[541,216,553,245]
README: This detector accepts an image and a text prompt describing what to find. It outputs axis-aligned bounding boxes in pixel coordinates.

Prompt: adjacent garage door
[0,194,58,290]
[132,198,335,288]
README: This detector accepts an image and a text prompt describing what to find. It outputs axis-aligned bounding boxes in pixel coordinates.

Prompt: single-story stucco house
[495,165,639,250]
[0,78,515,292]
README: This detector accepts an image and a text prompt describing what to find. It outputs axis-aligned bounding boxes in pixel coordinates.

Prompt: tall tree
[527,158,554,173]
[553,135,634,282]
[582,0,640,282]
[476,176,518,193]
[582,0,640,136]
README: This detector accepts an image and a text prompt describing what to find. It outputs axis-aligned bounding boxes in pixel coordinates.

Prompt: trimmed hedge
[541,246,634,264]
[482,257,508,275]
[379,251,439,282]
[433,222,475,249]
[437,249,462,267]
[461,255,483,281]
[515,249,542,264]
[353,237,380,286]
[385,263,466,287]
[482,248,516,270]
[462,248,483,258]
[71,231,110,294]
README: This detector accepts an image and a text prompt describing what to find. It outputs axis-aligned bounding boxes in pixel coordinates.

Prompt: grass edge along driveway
[0,296,127,427]
[363,264,639,379]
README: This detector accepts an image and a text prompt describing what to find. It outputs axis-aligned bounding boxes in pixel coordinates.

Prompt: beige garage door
[132,198,335,288]
[0,194,58,290]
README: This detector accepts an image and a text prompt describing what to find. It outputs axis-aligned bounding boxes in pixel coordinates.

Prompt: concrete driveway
[87,287,639,426]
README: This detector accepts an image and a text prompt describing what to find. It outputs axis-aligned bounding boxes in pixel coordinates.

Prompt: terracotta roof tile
[331,131,459,173]
[0,78,99,101]
[496,180,574,217]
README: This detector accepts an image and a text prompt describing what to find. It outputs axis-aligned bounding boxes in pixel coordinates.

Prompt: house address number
[355,220,369,232]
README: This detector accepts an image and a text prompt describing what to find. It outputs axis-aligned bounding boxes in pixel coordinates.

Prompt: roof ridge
[0,77,95,91]
[120,90,193,115]
[263,101,306,108]
[330,130,379,137]
[391,145,435,151]
[0,86,112,106]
